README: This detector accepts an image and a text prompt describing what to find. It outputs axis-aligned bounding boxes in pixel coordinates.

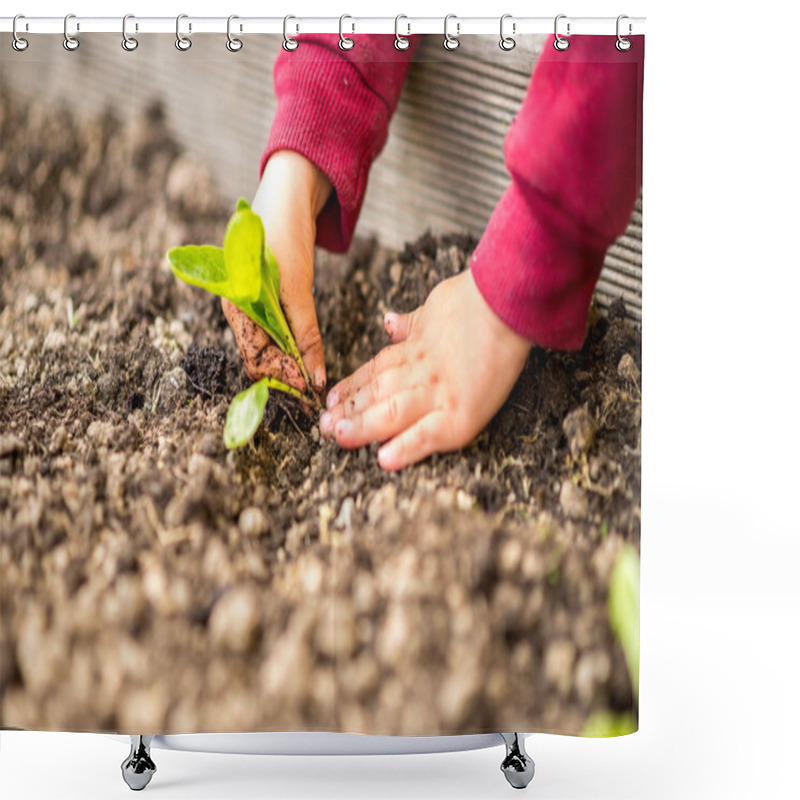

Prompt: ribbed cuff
[470,182,606,352]
[261,43,394,253]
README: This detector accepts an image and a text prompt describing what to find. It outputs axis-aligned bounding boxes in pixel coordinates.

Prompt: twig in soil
[497,455,526,475]
[151,379,163,414]
[276,452,294,475]
[185,373,213,398]
[281,404,304,437]
[331,452,351,476]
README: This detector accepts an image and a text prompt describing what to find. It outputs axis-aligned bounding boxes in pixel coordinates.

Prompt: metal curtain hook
[553,14,570,51]
[227,15,243,51]
[175,14,192,51]
[616,14,632,51]
[63,13,79,51]
[394,15,410,51]
[122,14,138,51]
[443,14,460,51]
[283,15,298,51]
[499,14,515,51]
[12,14,29,52]
[339,14,354,50]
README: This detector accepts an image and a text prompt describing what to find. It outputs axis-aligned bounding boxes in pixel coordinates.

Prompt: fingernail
[319,412,333,434]
[326,390,339,410]
[384,312,398,332]
[377,444,393,468]
[335,419,352,437]
[313,368,325,393]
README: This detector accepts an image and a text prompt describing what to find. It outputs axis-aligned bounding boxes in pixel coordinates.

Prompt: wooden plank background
[1,33,642,321]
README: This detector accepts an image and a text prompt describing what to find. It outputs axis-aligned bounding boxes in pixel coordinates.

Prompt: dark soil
[0,90,641,736]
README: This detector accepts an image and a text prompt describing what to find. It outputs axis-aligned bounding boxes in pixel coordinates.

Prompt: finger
[223,298,271,354]
[280,266,326,395]
[245,345,306,393]
[383,309,418,344]
[319,367,407,436]
[331,385,431,449]
[326,344,407,410]
[376,410,451,471]
[222,298,306,393]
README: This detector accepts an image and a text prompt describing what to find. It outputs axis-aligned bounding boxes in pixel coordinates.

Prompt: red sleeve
[470,35,644,351]
[262,34,418,253]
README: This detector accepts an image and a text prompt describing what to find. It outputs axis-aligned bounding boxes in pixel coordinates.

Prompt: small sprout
[581,710,637,737]
[600,520,608,540]
[168,199,318,449]
[580,545,640,738]
[608,544,640,697]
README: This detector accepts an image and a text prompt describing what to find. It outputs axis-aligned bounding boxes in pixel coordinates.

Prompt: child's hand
[223,151,332,395]
[320,270,532,470]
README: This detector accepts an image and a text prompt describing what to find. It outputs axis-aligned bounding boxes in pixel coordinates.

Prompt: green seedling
[168,198,316,449]
[581,544,640,737]
[608,544,640,697]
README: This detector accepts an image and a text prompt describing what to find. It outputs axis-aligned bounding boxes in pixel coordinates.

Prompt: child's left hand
[320,269,532,470]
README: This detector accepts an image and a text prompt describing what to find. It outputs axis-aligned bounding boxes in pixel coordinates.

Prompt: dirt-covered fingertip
[384,312,399,335]
[312,366,326,394]
[384,311,411,343]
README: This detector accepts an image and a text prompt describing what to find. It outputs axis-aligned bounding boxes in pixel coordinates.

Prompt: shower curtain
[0,26,644,739]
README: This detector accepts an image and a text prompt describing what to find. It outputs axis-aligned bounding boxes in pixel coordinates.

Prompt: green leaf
[223,379,271,449]
[223,199,265,307]
[168,245,228,294]
[263,243,281,299]
[168,198,312,390]
[581,711,638,738]
[609,544,640,697]
[221,199,296,358]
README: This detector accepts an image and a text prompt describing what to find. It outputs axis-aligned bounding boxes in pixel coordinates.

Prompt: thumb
[281,274,326,394]
[384,310,417,343]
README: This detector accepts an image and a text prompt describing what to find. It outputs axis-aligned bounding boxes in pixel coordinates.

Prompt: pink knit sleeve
[262,35,418,253]
[470,35,644,351]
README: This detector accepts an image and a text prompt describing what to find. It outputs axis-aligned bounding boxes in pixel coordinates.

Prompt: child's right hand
[223,150,332,395]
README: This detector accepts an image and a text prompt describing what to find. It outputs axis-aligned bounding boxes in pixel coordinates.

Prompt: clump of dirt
[0,89,640,736]
[181,344,235,399]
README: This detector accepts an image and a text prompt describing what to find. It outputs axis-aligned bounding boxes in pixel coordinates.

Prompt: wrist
[467,268,532,363]
[256,150,333,220]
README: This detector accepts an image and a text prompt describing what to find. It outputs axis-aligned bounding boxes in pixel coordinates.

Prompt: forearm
[252,151,332,223]
[262,34,418,251]
[471,34,644,351]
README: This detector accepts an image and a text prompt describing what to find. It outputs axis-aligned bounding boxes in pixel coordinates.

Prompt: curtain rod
[1,16,646,37]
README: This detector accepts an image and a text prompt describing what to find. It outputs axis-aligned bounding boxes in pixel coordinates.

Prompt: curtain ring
[616,14,632,51]
[499,14,515,51]
[283,15,299,51]
[122,14,139,51]
[12,15,29,52]
[175,14,192,51]
[227,15,243,51]
[63,13,79,51]
[339,14,355,50]
[443,14,460,51]
[394,15,410,51]
[553,14,570,51]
